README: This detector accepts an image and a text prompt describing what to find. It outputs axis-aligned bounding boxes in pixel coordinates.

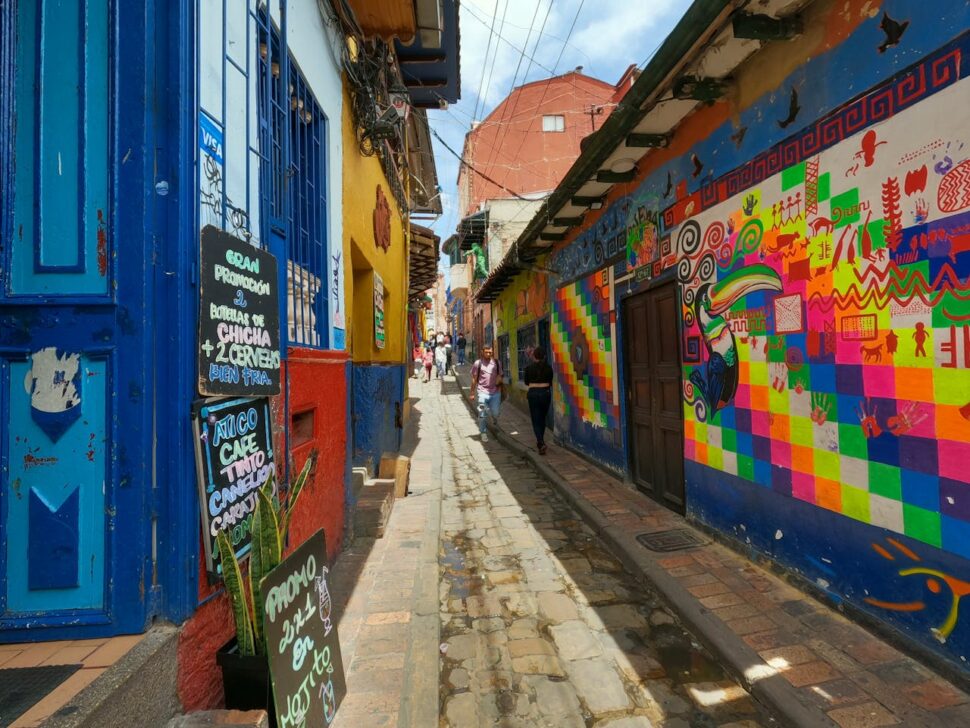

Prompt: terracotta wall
[176,352,349,710]
[459,72,616,215]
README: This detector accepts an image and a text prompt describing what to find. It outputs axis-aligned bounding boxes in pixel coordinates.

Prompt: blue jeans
[477,390,501,433]
[457,349,466,365]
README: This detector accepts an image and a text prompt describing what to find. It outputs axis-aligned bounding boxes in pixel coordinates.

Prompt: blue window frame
[256,11,328,349]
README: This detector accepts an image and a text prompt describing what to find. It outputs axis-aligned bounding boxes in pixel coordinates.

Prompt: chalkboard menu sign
[192,396,277,577]
[262,530,346,727]
[199,225,281,396]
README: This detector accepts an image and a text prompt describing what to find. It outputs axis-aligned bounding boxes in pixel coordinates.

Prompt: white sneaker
[481,432,489,443]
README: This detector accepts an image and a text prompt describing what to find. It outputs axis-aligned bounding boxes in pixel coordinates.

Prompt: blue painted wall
[687,460,970,671]
[352,364,405,475]
[541,0,970,673]
[0,0,182,639]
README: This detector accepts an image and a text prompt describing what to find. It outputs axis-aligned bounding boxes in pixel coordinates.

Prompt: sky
[425,0,693,276]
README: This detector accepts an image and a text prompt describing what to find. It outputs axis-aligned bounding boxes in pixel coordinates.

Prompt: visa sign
[199,114,224,164]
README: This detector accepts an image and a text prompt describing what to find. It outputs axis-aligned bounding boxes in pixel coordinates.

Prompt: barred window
[256,12,328,349]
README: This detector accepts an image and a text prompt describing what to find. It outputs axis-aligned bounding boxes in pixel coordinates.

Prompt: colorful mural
[550,269,619,433]
[535,14,970,666]
[672,39,970,565]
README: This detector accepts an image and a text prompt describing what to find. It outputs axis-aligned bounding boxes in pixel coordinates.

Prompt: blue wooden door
[0,0,152,640]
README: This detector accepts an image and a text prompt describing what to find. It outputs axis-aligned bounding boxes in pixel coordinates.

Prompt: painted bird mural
[689,265,783,415]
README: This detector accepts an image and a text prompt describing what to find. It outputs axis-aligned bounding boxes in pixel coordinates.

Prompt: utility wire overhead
[461,1,593,80]
[504,0,587,168]
[471,0,500,122]
[477,0,511,120]
[430,127,533,203]
[479,0,545,176]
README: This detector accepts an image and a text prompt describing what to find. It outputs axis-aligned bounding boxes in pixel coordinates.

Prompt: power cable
[503,0,587,169]
[471,0,500,122]
[480,0,552,177]
[478,0,511,120]
[478,0,545,177]
[429,127,534,203]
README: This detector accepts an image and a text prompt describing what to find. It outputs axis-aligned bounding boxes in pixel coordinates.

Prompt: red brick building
[458,69,621,215]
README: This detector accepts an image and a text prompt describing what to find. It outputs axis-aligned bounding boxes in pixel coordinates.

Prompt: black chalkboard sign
[262,530,346,727]
[192,396,277,578]
[199,225,281,396]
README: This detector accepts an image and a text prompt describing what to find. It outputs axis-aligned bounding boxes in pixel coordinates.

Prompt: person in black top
[456,332,467,365]
[523,347,554,454]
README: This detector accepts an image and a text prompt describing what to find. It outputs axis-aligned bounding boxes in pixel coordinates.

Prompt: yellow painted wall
[342,86,408,364]
[491,261,551,404]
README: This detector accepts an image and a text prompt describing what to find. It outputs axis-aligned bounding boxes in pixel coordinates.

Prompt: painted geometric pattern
[551,270,618,430]
[675,66,970,558]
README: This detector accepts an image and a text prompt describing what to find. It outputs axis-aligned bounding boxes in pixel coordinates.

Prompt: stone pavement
[433,375,771,727]
[454,365,970,728]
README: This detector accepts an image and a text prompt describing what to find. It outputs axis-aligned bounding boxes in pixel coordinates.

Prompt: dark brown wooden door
[623,281,685,512]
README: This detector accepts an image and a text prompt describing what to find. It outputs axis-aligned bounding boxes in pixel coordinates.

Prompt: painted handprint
[769,362,787,393]
[856,398,883,438]
[810,392,831,425]
[743,193,757,216]
[888,401,928,436]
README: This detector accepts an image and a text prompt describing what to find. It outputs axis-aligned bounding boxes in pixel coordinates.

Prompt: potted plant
[215,451,318,718]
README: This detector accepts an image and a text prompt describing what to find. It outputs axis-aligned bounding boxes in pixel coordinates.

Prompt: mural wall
[550,268,624,469]
[673,37,970,663]
[541,11,970,669]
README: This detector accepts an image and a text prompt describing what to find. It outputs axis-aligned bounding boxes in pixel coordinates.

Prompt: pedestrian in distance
[524,347,554,455]
[435,340,448,379]
[412,345,423,379]
[456,331,467,366]
[445,334,453,373]
[470,345,503,442]
[422,347,434,382]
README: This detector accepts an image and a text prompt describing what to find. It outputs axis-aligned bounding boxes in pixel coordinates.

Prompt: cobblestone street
[432,377,770,727]
[325,372,970,728]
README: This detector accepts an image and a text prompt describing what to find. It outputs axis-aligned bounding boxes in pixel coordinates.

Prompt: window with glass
[542,114,565,132]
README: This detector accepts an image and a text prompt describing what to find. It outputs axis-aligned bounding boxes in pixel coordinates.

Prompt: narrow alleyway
[331,372,772,728]
[434,376,770,728]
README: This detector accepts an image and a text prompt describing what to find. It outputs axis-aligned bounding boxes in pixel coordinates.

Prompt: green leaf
[281,451,317,543]
[216,530,255,656]
[249,489,281,654]
[261,471,281,521]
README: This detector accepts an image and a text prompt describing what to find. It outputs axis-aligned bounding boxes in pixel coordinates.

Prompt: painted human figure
[885,329,898,355]
[913,322,928,357]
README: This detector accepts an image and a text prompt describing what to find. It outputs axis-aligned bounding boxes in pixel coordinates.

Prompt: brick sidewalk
[456,366,969,728]
[329,393,442,728]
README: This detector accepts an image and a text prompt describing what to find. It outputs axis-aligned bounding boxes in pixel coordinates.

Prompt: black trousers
[527,388,552,446]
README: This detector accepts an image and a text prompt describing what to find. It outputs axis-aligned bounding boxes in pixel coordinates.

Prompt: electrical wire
[481,0,552,176]
[477,0,511,121]
[429,127,534,202]
[471,0,500,122]
[503,0,587,168]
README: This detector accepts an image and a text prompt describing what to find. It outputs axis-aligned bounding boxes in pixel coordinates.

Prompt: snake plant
[216,450,318,656]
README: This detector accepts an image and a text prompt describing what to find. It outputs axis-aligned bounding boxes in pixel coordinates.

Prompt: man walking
[470,345,503,442]
[456,332,467,366]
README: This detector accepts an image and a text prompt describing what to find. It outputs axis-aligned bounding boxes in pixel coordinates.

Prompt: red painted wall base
[176,349,349,711]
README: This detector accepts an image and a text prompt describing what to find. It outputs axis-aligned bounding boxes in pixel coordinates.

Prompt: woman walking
[523,347,553,454]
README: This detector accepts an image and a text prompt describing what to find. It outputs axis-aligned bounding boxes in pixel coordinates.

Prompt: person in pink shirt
[469,345,503,442]
[422,347,434,382]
